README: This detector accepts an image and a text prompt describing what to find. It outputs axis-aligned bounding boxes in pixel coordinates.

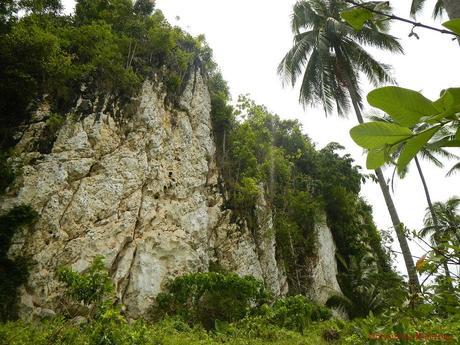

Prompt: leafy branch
[341,0,460,37]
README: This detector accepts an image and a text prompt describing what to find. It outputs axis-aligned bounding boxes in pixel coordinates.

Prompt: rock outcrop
[2,73,341,318]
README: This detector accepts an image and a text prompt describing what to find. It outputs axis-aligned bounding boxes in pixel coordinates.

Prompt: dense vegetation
[1,259,458,344]
[0,0,215,148]
[209,93,403,308]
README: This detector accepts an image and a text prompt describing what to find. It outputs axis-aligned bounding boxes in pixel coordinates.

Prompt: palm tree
[420,197,460,245]
[326,254,386,318]
[420,197,460,282]
[278,0,421,292]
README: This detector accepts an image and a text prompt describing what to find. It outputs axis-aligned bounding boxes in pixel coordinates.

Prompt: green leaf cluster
[57,256,114,311]
[350,86,460,173]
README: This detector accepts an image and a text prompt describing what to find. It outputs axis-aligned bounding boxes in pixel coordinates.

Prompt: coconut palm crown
[278,0,403,118]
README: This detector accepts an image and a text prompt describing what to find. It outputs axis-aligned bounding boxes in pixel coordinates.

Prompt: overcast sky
[62,0,459,277]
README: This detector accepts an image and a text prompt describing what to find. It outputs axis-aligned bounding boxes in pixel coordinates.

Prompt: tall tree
[420,197,460,283]
[421,197,460,245]
[278,0,421,292]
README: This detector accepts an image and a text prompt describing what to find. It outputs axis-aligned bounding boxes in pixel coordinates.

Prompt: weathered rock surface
[2,73,341,318]
[307,218,342,304]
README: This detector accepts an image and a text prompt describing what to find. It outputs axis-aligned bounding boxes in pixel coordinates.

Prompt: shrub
[153,272,270,329]
[57,256,115,318]
[265,295,332,334]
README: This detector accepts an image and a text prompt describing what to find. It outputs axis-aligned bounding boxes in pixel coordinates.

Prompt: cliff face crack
[132,180,149,239]
[120,246,138,305]
[59,160,100,228]
[109,236,134,277]
[58,179,83,228]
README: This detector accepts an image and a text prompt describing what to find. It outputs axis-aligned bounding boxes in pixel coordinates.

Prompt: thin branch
[413,232,460,265]
[343,0,460,38]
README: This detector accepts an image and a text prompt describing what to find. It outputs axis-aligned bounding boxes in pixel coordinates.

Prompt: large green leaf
[442,19,460,36]
[429,88,460,122]
[397,127,438,173]
[340,7,373,30]
[367,87,439,127]
[350,122,412,149]
[366,148,386,169]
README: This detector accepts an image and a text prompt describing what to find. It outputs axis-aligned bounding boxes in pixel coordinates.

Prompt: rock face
[2,73,341,318]
[307,219,342,304]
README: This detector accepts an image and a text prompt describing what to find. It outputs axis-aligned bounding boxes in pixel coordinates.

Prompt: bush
[262,295,331,334]
[153,272,270,329]
[57,256,115,319]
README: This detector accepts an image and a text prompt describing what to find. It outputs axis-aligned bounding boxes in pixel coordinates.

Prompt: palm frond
[447,161,460,177]
[278,30,317,87]
[410,0,427,18]
[291,0,321,33]
[433,0,445,19]
[343,39,395,86]
[351,27,404,54]
[280,0,401,117]
[420,147,457,168]
[326,294,353,314]
[411,0,445,19]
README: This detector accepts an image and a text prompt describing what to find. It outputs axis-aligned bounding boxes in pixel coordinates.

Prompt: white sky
[62,0,459,278]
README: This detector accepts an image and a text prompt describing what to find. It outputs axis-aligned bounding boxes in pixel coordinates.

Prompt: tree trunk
[349,93,421,294]
[414,156,452,282]
[443,0,460,20]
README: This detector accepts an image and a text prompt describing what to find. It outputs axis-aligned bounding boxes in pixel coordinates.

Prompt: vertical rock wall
[1,73,340,319]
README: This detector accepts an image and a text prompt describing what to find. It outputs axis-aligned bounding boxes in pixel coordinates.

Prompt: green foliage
[1,308,458,345]
[340,7,373,31]
[0,1,215,149]
[36,113,66,153]
[0,205,38,321]
[210,96,398,298]
[278,0,401,116]
[153,272,269,329]
[57,256,114,314]
[263,295,331,334]
[327,253,406,319]
[350,86,460,173]
[443,19,460,35]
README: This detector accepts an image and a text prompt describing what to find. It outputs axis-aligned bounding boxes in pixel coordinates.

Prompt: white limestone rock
[2,73,298,319]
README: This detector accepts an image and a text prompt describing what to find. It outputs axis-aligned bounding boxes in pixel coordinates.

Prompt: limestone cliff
[1,73,341,319]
